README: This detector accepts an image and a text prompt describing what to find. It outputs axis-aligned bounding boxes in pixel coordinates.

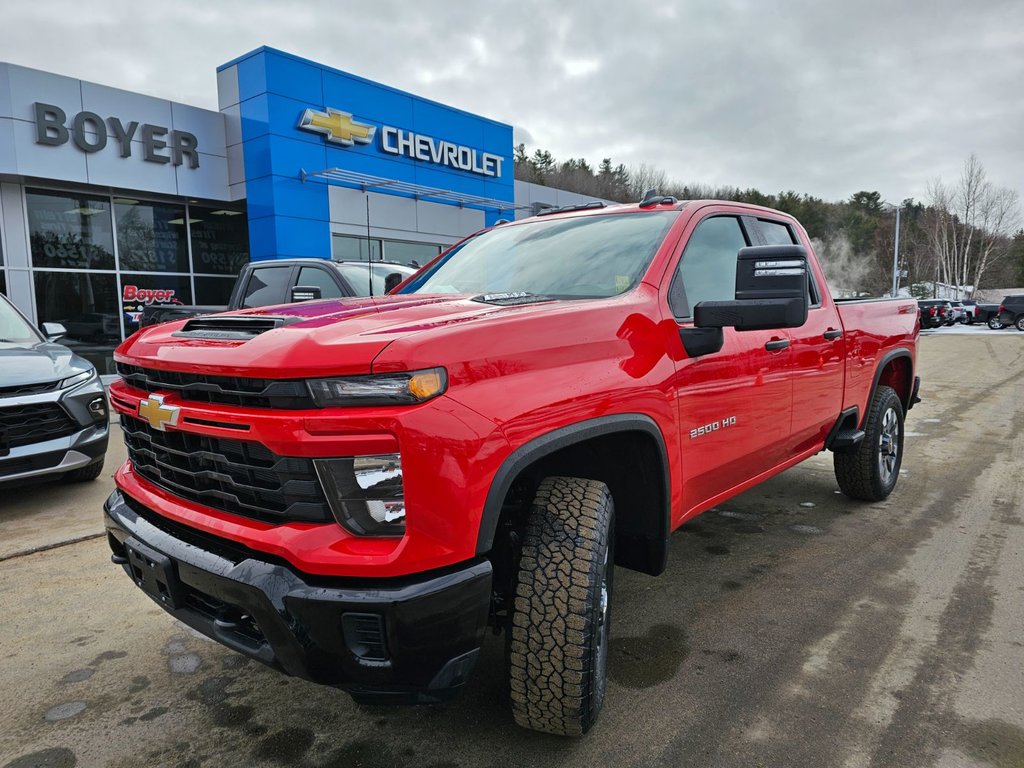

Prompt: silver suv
[0,293,109,485]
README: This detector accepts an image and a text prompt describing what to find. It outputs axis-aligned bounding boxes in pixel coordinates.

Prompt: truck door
[752,217,845,454]
[668,212,794,513]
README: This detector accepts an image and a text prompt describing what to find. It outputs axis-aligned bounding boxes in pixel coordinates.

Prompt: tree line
[514,144,1023,296]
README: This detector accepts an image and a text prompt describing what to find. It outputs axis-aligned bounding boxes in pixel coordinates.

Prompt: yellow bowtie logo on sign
[298,107,376,146]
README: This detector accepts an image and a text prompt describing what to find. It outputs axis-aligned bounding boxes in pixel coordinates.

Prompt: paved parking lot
[1,334,1022,768]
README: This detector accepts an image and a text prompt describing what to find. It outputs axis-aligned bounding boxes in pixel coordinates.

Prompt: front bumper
[0,423,108,483]
[104,489,493,703]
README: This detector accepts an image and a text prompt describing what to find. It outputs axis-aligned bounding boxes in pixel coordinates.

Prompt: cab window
[241,266,292,309]
[757,219,795,246]
[669,216,748,319]
[297,266,344,300]
[756,218,821,307]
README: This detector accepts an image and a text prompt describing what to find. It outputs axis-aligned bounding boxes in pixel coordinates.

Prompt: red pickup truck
[104,198,920,736]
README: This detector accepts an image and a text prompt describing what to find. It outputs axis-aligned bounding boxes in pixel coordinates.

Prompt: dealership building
[0,47,598,373]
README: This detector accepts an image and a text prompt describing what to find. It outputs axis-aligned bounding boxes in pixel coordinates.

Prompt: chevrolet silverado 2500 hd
[104,198,920,736]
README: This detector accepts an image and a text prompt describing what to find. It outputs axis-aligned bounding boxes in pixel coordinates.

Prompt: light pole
[881,200,903,297]
[891,204,901,297]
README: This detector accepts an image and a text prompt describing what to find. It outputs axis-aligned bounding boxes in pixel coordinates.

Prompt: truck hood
[0,340,93,388]
[115,293,563,378]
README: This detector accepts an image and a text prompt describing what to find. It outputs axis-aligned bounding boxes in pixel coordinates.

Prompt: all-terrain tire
[834,385,904,501]
[63,459,104,482]
[507,476,614,737]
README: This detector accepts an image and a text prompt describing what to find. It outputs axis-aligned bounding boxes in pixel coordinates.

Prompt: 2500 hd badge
[690,415,738,439]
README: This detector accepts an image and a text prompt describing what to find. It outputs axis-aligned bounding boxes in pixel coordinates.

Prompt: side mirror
[384,272,403,294]
[694,245,809,331]
[42,322,67,340]
[290,285,322,303]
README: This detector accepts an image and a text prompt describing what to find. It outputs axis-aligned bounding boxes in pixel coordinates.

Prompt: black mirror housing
[384,272,403,294]
[694,245,809,331]
[694,297,807,331]
[290,285,322,303]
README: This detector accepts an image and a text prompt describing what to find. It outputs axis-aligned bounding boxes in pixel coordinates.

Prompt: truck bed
[836,297,919,419]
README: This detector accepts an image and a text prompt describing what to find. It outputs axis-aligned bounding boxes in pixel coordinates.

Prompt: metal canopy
[300,167,525,212]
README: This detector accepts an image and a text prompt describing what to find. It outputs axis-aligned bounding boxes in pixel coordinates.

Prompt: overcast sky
[2,0,1022,206]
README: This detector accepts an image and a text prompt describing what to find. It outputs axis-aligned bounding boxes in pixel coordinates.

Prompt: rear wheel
[507,476,614,736]
[834,386,904,501]
[988,316,1005,330]
[1016,316,1024,331]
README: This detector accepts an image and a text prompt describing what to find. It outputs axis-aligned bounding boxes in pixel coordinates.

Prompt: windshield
[336,263,417,297]
[403,211,678,298]
[0,295,41,344]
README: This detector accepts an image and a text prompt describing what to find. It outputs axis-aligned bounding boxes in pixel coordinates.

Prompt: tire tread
[508,476,613,736]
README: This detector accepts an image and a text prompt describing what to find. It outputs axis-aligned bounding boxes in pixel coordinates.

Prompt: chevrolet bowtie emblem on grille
[138,394,180,432]
[298,107,376,146]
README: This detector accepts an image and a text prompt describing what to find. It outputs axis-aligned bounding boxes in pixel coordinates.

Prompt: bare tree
[974,184,1020,288]
[625,163,668,201]
[926,154,1021,293]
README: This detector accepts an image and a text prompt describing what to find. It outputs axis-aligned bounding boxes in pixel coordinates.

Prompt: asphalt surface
[1,333,1022,768]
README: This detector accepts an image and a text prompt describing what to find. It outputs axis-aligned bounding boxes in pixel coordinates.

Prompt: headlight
[307,368,447,407]
[60,369,97,389]
[314,454,406,537]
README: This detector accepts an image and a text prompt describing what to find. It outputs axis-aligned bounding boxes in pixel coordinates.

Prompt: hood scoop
[172,315,301,340]
[471,292,555,306]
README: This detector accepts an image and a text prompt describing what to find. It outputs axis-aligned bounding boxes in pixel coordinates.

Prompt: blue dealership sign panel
[217,47,514,260]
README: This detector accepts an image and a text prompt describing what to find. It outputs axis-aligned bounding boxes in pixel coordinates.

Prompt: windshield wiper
[471,292,556,306]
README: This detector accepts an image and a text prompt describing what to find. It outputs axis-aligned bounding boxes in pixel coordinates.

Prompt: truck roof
[513,198,802,224]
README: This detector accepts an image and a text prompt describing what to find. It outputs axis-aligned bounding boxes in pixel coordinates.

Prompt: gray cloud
[1,0,1022,204]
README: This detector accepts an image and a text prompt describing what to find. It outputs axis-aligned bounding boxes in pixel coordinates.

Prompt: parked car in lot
[949,301,968,324]
[140,259,417,330]
[963,300,1005,329]
[996,295,1024,331]
[0,293,109,485]
[918,299,951,329]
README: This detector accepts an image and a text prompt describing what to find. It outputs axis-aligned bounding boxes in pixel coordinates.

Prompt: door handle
[765,338,790,351]
[823,328,843,340]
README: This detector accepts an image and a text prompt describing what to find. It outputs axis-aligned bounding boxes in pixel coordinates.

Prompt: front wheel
[834,385,904,501]
[988,316,1005,330]
[63,459,104,483]
[507,476,614,736]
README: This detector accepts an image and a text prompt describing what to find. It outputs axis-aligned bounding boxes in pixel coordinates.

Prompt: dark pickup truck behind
[138,258,415,329]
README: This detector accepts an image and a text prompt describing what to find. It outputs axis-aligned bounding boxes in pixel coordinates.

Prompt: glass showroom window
[333,234,382,262]
[33,272,119,372]
[115,198,190,272]
[190,205,249,304]
[383,239,441,268]
[331,234,440,268]
[121,273,194,338]
[27,189,115,270]
[27,189,119,373]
